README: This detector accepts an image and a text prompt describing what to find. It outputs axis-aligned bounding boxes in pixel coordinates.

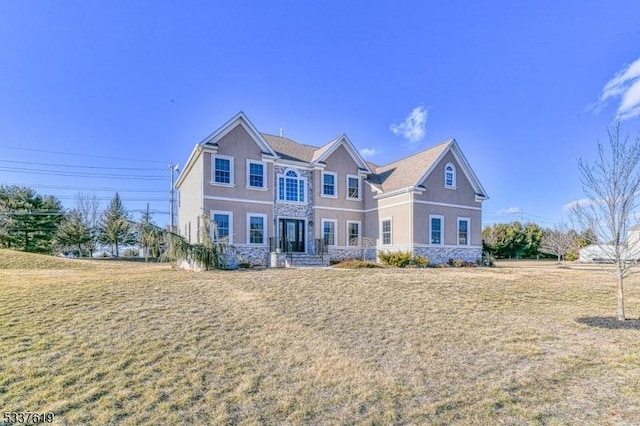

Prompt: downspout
[410,189,414,254]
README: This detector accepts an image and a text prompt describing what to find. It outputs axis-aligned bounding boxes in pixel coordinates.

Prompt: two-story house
[175,112,488,267]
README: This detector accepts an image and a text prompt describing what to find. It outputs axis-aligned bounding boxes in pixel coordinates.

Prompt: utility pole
[169,163,179,233]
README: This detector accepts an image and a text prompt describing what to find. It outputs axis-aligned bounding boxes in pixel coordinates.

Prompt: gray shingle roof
[261,133,456,193]
[371,140,453,192]
[261,134,319,162]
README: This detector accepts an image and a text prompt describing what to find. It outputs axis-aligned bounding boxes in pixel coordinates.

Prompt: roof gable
[199,112,278,158]
[312,134,371,172]
[415,140,488,199]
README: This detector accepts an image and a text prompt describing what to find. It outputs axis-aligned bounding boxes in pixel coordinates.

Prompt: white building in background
[579,225,640,263]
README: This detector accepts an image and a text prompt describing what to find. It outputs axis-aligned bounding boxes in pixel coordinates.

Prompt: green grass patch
[1,251,640,423]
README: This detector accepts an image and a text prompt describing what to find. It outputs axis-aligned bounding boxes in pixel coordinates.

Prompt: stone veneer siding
[411,246,482,265]
[273,166,315,253]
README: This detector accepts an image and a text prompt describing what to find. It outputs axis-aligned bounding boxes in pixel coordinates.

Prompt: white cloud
[360,147,377,158]
[390,106,427,143]
[597,57,640,120]
[563,198,592,212]
[497,206,521,215]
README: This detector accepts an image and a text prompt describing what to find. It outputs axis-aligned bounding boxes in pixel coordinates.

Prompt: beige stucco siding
[366,193,412,246]
[203,124,273,202]
[203,198,273,245]
[177,152,204,243]
[415,151,481,208]
[314,145,365,210]
[313,208,365,246]
[413,203,482,246]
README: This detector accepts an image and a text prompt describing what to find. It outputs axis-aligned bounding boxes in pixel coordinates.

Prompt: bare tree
[349,236,377,261]
[76,192,101,257]
[571,123,640,321]
[540,223,576,265]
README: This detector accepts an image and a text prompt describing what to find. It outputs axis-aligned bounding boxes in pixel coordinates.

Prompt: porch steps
[285,254,330,268]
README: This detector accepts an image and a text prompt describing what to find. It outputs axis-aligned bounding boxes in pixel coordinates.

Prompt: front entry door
[280,219,305,252]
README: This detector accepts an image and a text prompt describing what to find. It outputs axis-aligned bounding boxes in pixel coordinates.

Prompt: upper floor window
[458,218,469,246]
[247,160,265,189]
[444,163,456,188]
[278,169,306,202]
[322,172,337,197]
[213,155,234,185]
[346,175,361,200]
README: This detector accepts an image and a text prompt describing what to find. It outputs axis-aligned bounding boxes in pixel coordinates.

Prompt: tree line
[0,185,162,258]
[482,221,596,261]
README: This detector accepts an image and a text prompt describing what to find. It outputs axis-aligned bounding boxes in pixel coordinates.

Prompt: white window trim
[346,174,362,200]
[457,217,471,246]
[277,168,307,204]
[321,218,338,247]
[346,220,361,246]
[245,159,267,190]
[246,213,268,246]
[444,162,456,189]
[211,210,233,244]
[321,171,338,198]
[380,217,393,246]
[429,214,444,246]
[212,154,235,187]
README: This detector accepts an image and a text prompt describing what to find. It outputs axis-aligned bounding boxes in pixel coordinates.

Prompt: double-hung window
[430,215,443,245]
[247,214,266,245]
[213,155,234,185]
[212,211,233,243]
[381,218,392,245]
[247,160,265,189]
[458,218,469,246]
[322,172,337,197]
[347,221,360,246]
[322,219,337,246]
[346,175,360,199]
[278,169,306,202]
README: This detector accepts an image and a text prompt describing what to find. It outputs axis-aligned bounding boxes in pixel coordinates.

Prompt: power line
[0,167,166,180]
[0,159,163,171]
[0,182,166,193]
[0,144,168,164]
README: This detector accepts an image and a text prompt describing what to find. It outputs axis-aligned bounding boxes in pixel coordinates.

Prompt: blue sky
[1,1,640,228]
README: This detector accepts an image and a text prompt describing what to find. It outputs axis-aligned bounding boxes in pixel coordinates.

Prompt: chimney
[279,128,284,137]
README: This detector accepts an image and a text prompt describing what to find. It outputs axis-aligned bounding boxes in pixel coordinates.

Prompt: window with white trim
[346,174,361,199]
[347,221,360,246]
[322,171,337,197]
[247,160,265,189]
[444,163,456,188]
[381,218,392,245]
[430,215,443,245]
[278,169,306,202]
[212,211,233,243]
[213,155,234,185]
[458,218,469,246]
[247,213,267,245]
[322,219,337,246]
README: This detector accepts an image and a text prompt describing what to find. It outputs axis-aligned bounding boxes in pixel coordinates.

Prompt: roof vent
[279,128,284,137]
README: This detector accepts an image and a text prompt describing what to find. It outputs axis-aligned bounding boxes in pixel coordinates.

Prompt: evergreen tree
[0,185,63,252]
[55,209,92,256]
[98,193,136,257]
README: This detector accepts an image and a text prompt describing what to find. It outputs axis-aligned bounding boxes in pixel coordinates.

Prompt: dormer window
[445,163,456,188]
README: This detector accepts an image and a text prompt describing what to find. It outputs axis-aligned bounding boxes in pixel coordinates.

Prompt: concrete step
[286,254,330,267]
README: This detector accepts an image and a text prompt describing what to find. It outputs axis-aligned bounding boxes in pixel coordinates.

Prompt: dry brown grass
[1,251,640,424]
